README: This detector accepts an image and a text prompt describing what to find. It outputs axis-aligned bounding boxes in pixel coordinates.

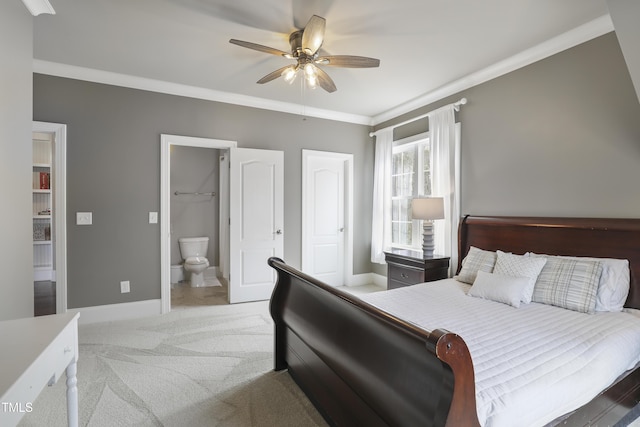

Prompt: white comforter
[360,279,640,427]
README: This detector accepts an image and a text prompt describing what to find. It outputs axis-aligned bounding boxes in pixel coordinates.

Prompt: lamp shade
[412,197,444,221]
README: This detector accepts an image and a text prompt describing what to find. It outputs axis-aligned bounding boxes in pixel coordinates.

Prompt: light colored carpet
[18,301,328,427]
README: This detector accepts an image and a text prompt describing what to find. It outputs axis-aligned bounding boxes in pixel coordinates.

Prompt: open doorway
[160,135,237,314]
[169,145,229,308]
[32,121,67,316]
[161,135,285,312]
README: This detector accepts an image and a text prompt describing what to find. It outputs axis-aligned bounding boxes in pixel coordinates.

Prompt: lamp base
[422,221,435,256]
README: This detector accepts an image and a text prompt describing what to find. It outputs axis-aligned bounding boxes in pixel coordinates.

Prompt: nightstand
[384,249,450,290]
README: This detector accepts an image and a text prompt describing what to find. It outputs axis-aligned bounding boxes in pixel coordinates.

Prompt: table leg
[66,360,78,427]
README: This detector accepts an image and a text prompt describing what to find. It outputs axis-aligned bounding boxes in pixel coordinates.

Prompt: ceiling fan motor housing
[289,30,307,58]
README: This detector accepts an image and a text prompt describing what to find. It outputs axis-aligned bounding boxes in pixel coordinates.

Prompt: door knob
[339,227,344,232]
[275,229,283,235]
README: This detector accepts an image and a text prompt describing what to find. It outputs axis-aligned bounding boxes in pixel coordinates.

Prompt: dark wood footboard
[267,216,640,426]
[268,257,480,427]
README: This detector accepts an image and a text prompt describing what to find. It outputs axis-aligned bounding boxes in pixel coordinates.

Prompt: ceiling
[32,0,613,124]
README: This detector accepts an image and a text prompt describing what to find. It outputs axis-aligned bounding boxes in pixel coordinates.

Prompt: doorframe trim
[301,149,354,285]
[160,134,237,314]
[33,121,67,314]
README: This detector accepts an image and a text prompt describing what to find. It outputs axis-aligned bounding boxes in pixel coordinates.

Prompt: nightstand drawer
[384,249,450,290]
[388,263,424,287]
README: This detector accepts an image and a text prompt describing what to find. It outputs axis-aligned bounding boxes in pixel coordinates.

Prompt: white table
[0,312,79,427]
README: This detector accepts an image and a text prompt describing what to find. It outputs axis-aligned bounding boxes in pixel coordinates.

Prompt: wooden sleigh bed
[268,215,640,427]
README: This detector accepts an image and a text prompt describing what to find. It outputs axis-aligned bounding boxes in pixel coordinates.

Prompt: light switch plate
[149,212,158,224]
[77,212,92,225]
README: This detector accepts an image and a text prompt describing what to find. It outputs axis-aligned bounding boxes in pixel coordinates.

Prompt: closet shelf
[32,131,53,282]
[174,191,216,196]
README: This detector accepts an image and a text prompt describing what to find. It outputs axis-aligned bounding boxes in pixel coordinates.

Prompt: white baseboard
[68,299,162,325]
[345,272,387,288]
[370,273,387,288]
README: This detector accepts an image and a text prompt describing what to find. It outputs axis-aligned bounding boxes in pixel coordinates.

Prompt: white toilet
[178,237,210,287]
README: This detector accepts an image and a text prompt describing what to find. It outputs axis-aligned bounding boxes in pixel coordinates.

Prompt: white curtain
[370,128,393,264]
[429,105,461,275]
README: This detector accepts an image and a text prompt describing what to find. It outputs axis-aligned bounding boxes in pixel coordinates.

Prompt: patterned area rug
[19,301,327,427]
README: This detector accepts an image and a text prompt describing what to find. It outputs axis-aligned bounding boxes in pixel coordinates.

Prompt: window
[391,133,431,248]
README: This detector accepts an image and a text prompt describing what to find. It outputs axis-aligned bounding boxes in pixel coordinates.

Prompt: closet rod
[174,191,216,197]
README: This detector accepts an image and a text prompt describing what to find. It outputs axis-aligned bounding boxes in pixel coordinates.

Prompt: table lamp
[411,197,444,256]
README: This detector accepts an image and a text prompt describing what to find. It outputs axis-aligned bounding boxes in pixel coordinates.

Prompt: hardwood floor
[170,279,384,309]
[34,280,56,316]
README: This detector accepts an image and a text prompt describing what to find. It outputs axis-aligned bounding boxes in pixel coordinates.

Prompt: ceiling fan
[229,15,380,93]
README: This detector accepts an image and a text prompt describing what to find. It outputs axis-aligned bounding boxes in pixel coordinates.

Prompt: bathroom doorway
[169,145,227,308]
[160,135,237,313]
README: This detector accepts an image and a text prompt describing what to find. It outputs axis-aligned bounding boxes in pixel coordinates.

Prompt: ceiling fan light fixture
[304,63,317,78]
[306,74,318,90]
[303,63,319,89]
[282,65,298,84]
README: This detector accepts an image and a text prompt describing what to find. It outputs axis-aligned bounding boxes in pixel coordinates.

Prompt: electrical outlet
[149,211,158,224]
[120,280,130,293]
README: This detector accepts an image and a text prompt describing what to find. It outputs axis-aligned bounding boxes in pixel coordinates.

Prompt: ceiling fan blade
[257,66,293,84]
[316,55,380,68]
[229,39,292,58]
[301,15,326,55]
[315,67,337,93]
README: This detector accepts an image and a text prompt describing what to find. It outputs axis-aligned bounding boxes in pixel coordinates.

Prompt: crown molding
[22,0,55,16]
[33,14,613,128]
[32,60,373,126]
[371,14,615,126]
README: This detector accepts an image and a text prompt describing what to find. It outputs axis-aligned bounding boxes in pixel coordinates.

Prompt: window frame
[390,132,431,250]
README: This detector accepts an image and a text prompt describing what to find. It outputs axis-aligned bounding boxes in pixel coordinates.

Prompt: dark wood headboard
[458,215,640,309]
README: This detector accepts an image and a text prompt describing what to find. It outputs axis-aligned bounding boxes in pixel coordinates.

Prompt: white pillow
[493,251,547,303]
[529,253,630,312]
[468,271,530,308]
[455,246,496,284]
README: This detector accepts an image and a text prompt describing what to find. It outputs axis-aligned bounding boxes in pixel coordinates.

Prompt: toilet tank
[178,237,209,258]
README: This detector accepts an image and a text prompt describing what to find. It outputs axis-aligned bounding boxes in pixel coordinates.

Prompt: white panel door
[229,148,284,303]
[302,153,345,286]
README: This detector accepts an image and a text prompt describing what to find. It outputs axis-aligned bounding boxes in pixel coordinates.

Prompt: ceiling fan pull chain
[301,76,307,120]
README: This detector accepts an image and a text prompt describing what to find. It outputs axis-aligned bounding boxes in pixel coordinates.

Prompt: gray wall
[376,32,640,217]
[608,0,640,103]
[170,146,220,266]
[371,32,640,275]
[0,2,34,320]
[460,33,640,217]
[33,77,374,308]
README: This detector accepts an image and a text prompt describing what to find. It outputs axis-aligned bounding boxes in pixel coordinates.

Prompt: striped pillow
[532,257,603,313]
[455,246,497,284]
